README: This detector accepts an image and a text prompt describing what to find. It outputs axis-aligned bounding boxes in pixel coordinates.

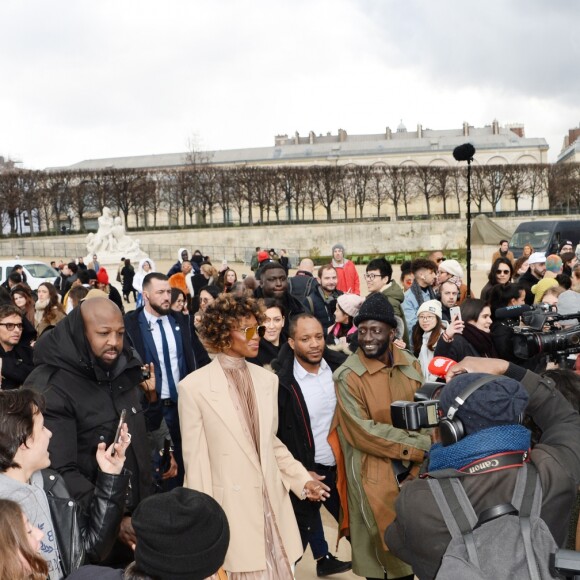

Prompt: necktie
[157,319,178,402]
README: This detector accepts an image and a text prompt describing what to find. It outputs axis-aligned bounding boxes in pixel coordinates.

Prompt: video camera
[511,305,580,366]
[391,382,443,431]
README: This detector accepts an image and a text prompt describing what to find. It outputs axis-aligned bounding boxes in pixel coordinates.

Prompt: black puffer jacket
[24,305,152,511]
[271,343,347,527]
[42,468,130,576]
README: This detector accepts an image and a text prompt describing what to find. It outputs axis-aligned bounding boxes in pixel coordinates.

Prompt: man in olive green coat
[329,293,430,579]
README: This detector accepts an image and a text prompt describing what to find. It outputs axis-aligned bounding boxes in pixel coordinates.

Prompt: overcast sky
[2,0,579,169]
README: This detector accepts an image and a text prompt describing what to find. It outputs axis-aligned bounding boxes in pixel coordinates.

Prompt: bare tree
[312,165,341,221]
[413,165,438,216]
[525,164,548,214]
[504,164,528,212]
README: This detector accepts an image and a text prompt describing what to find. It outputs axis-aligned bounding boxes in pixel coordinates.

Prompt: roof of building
[557,139,580,164]
[51,123,549,172]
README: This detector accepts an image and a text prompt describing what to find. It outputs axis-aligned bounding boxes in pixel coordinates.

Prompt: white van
[0,260,59,291]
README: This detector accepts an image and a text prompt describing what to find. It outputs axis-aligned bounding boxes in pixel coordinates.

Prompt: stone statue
[85,207,146,263]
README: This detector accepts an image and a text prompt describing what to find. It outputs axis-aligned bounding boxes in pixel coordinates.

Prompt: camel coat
[178,358,311,573]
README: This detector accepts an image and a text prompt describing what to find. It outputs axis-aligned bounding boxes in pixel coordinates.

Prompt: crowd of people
[1,239,580,580]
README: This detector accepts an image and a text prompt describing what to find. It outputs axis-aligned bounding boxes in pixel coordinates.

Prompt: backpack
[429,463,559,580]
[288,275,317,302]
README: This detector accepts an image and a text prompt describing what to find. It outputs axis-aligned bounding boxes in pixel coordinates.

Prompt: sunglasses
[497,269,511,274]
[0,322,24,331]
[436,257,446,263]
[238,325,266,341]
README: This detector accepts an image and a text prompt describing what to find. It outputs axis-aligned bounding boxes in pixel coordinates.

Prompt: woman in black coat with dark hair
[480,257,514,303]
[434,298,497,360]
[121,259,136,303]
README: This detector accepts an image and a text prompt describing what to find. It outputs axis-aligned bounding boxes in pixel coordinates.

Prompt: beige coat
[178,358,310,573]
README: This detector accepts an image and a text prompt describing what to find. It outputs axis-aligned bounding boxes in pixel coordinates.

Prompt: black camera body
[512,308,580,364]
[391,382,444,430]
[391,400,440,430]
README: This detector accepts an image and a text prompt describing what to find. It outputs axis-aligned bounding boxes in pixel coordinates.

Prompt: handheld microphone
[428,356,457,378]
[494,304,533,320]
[453,143,476,162]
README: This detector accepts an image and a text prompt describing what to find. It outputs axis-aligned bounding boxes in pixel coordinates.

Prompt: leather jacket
[42,468,130,577]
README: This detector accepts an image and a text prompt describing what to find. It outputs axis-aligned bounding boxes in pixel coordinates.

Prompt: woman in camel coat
[178,295,328,577]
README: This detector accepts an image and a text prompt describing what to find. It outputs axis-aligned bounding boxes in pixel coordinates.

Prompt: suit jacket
[178,358,311,573]
[124,306,210,391]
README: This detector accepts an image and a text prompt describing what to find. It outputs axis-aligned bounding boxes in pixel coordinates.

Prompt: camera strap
[424,450,529,479]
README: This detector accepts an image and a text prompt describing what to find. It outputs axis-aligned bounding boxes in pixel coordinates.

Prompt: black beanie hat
[439,372,529,435]
[354,292,398,329]
[132,487,230,580]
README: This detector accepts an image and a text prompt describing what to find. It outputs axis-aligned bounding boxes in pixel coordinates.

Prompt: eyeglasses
[418,315,436,322]
[237,325,266,341]
[364,273,381,281]
[497,269,511,275]
[0,322,23,331]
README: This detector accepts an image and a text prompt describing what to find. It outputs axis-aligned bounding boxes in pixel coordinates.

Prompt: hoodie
[133,257,156,293]
[24,305,152,510]
[166,247,188,277]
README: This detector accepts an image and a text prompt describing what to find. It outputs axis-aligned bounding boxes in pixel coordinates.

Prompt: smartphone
[449,306,462,321]
[111,409,127,456]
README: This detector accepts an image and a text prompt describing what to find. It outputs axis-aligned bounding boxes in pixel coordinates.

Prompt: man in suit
[124,272,210,485]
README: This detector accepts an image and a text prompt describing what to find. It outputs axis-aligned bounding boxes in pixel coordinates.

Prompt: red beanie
[97,267,109,285]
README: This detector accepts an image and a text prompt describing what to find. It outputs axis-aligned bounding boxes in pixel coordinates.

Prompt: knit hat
[353,292,397,329]
[96,267,109,285]
[527,252,546,265]
[439,372,529,435]
[438,259,463,279]
[560,240,574,251]
[332,243,346,254]
[417,299,442,320]
[257,250,269,263]
[337,293,365,317]
[545,254,563,273]
[84,289,109,301]
[531,277,558,304]
[132,488,230,580]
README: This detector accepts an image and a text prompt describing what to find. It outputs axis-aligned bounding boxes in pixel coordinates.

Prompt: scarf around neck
[428,424,531,471]
[461,322,498,357]
[410,279,435,307]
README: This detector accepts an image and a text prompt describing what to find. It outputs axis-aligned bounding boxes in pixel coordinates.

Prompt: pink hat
[337,293,365,317]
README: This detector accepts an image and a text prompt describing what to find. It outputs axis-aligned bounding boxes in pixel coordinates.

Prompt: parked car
[0,260,59,291]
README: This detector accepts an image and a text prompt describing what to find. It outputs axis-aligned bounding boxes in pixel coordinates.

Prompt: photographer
[385,357,580,580]
[489,283,547,373]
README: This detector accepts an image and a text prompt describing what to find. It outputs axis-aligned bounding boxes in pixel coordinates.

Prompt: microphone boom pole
[453,143,476,296]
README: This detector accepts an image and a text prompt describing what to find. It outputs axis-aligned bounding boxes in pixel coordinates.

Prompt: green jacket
[331,346,431,578]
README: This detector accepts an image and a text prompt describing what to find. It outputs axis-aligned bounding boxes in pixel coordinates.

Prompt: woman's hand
[445,316,465,339]
[96,423,130,475]
[303,478,331,502]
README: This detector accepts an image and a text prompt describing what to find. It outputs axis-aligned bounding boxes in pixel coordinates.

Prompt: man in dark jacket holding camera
[385,356,580,580]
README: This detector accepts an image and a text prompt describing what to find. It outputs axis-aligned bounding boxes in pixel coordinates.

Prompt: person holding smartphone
[0,389,132,578]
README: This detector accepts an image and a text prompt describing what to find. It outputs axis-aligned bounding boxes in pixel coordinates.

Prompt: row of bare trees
[0,162,577,235]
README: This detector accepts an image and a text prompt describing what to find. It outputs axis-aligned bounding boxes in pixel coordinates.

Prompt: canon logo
[468,459,500,474]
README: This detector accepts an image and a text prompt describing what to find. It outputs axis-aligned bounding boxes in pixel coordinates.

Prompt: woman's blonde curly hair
[198,293,265,353]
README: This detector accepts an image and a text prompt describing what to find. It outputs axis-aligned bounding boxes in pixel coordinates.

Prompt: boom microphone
[428,356,457,378]
[453,143,476,162]
[494,304,534,320]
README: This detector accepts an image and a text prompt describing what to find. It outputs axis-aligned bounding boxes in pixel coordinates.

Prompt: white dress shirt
[293,357,336,466]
